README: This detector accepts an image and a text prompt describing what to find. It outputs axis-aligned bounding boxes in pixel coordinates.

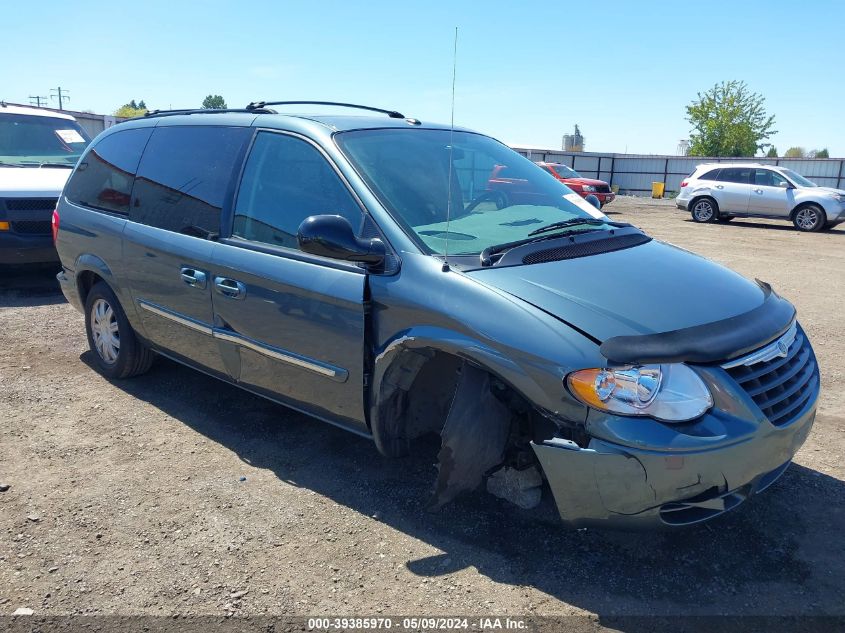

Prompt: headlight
[567,364,713,422]
[582,185,597,192]
[831,193,845,202]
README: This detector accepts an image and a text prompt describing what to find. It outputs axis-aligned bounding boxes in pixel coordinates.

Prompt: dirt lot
[1,198,844,626]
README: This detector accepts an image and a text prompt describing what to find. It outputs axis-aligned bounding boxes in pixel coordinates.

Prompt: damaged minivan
[55,102,819,528]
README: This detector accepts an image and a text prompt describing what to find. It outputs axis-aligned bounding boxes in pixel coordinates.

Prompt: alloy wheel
[795,208,819,230]
[692,200,714,222]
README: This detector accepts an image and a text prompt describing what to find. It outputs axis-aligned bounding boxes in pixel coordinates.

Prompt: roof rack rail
[140,107,277,120]
[244,100,405,119]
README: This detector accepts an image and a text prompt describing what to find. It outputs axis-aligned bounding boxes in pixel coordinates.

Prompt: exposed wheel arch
[369,346,560,510]
[369,345,560,458]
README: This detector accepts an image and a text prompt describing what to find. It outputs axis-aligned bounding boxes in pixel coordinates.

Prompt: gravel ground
[1,198,844,626]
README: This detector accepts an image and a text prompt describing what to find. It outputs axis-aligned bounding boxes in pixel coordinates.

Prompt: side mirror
[777,181,791,189]
[297,215,386,265]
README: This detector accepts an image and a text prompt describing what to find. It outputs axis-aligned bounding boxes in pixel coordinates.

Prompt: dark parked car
[55,102,819,528]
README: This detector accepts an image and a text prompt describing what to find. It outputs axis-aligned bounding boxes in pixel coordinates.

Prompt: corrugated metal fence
[513,148,845,195]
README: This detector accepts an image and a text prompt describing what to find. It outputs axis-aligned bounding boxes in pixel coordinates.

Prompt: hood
[562,177,608,187]
[816,186,845,196]
[0,166,72,197]
[467,239,767,342]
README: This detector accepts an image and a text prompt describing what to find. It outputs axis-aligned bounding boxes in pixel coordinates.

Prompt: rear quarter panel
[55,199,140,328]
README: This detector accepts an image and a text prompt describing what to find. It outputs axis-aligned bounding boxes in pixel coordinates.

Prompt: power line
[29,95,48,108]
[50,87,70,110]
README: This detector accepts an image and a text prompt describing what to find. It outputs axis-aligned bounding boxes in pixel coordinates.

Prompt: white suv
[0,103,91,264]
[676,163,845,232]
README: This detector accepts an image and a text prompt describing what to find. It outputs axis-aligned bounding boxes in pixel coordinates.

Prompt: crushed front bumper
[532,372,817,529]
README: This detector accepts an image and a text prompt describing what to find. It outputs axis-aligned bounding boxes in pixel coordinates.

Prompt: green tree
[814,148,830,158]
[784,147,805,158]
[686,80,777,157]
[114,99,148,118]
[202,94,227,109]
[766,146,778,158]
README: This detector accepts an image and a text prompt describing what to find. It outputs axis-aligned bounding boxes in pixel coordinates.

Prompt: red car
[536,162,615,207]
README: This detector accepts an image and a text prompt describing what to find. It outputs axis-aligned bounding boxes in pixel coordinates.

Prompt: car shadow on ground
[682,218,845,234]
[0,264,65,307]
[101,354,845,622]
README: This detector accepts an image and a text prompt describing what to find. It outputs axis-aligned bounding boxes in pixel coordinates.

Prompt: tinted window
[65,128,151,214]
[131,126,250,236]
[232,132,362,250]
[699,168,721,181]
[717,167,752,184]
[754,169,788,187]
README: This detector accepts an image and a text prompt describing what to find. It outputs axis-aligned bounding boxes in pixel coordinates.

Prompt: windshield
[780,168,817,188]
[0,113,91,166]
[551,164,581,178]
[335,129,609,256]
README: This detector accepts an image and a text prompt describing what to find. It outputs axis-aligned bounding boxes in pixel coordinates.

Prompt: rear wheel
[691,198,717,223]
[84,282,154,379]
[793,205,825,232]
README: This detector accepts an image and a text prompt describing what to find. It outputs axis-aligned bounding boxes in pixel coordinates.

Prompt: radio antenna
[442,26,458,272]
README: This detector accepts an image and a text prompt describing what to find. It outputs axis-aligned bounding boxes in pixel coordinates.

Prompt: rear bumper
[532,391,817,529]
[57,268,83,313]
[0,232,58,264]
[676,199,689,210]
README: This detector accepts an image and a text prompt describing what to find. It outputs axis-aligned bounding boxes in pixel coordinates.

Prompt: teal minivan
[54,102,819,528]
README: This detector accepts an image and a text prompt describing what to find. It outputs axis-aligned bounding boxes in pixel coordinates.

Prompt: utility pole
[29,95,49,108]
[50,86,70,110]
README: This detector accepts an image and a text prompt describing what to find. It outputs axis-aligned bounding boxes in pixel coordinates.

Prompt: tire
[792,204,826,232]
[84,281,154,379]
[690,197,718,223]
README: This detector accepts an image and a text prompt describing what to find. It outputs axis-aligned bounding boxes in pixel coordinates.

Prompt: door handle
[214,277,246,299]
[715,185,724,189]
[180,267,207,289]
[754,189,764,194]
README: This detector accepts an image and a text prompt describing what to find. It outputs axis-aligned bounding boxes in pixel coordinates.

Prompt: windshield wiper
[37,162,74,168]
[527,217,605,236]
[480,227,603,267]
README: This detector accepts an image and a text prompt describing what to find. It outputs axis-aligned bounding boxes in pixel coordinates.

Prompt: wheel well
[371,348,566,509]
[372,348,559,457]
[76,270,104,304]
[690,195,718,212]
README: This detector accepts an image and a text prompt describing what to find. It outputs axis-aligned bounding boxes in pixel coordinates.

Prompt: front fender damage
[429,363,512,510]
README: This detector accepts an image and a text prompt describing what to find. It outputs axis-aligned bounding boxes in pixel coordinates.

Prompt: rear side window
[64,128,152,214]
[717,167,752,184]
[232,132,363,250]
[698,168,720,181]
[130,126,251,237]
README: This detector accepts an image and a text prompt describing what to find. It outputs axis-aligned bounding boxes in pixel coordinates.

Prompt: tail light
[51,208,60,244]
[680,179,689,188]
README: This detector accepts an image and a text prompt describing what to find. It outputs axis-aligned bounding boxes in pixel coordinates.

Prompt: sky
[3,0,844,156]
